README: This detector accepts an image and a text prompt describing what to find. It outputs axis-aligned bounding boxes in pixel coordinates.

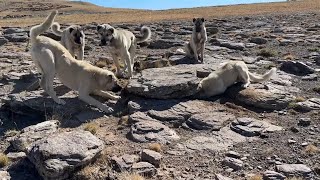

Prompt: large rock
[276,164,313,178]
[3,27,26,34]
[131,162,157,177]
[148,38,184,49]
[186,112,235,130]
[222,157,243,170]
[111,154,139,172]
[230,117,282,137]
[27,130,104,180]
[213,39,245,50]
[11,120,59,151]
[226,84,295,110]
[4,33,28,42]
[280,61,315,75]
[127,64,216,99]
[130,120,180,144]
[215,174,233,180]
[295,98,320,112]
[177,127,252,152]
[0,37,8,46]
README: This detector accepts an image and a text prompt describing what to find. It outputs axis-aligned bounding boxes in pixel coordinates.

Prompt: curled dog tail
[136,26,151,43]
[249,67,277,83]
[51,22,63,36]
[30,10,58,43]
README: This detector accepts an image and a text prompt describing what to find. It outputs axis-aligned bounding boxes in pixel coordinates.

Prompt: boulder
[276,164,313,178]
[131,162,157,177]
[186,112,235,130]
[263,170,286,180]
[11,120,59,151]
[222,157,243,170]
[141,149,162,167]
[27,130,104,180]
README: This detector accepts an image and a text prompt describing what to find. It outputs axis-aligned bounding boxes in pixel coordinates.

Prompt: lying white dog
[197,61,276,97]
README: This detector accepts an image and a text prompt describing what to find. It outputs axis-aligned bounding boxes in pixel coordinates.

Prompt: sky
[79,0,285,10]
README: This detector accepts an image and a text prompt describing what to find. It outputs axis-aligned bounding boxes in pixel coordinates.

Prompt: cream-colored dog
[184,18,207,63]
[197,61,276,97]
[97,24,151,78]
[29,10,121,113]
[51,22,85,60]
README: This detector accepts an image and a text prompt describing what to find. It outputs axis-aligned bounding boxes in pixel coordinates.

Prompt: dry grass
[248,174,263,180]
[84,122,99,135]
[118,172,145,180]
[0,0,320,27]
[258,48,278,57]
[0,153,9,168]
[304,144,319,155]
[4,129,19,137]
[283,54,295,60]
[148,143,162,152]
[294,96,306,102]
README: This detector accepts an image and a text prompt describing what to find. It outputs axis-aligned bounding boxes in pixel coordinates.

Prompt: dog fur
[97,24,151,78]
[197,61,277,98]
[184,18,207,63]
[29,10,121,113]
[51,22,85,60]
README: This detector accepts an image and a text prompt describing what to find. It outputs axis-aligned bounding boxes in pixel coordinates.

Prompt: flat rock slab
[27,130,104,180]
[126,64,217,99]
[296,98,320,112]
[226,84,295,110]
[176,127,253,152]
[11,120,60,151]
[230,117,282,137]
[276,164,313,178]
[186,112,235,130]
[130,120,180,144]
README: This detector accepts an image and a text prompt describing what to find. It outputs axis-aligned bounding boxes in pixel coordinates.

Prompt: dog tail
[51,22,63,36]
[249,67,277,83]
[136,26,151,43]
[30,10,58,43]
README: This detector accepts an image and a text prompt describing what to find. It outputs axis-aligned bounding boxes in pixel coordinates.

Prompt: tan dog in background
[97,24,151,78]
[29,10,122,113]
[184,18,207,63]
[197,61,276,98]
[51,22,85,60]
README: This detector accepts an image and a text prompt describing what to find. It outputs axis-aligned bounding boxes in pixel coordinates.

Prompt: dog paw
[102,106,114,114]
[56,99,66,105]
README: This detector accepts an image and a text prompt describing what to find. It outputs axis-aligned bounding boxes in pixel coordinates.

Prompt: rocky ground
[0,9,320,180]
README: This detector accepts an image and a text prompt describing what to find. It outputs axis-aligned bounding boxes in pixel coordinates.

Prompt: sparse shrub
[294,96,306,102]
[119,115,129,126]
[304,144,319,155]
[0,153,9,168]
[313,87,320,94]
[4,129,19,137]
[258,48,278,57]
[307,47,319,52]
[118,172,145,180]
[84,122,99,135]
[148,143,162,152]
[248,174,263,180]
[288,102,299,109]
[283,54,295,60]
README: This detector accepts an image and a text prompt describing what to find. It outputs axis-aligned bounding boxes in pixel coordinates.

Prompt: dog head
[97,24,115,46]
[68,25,85,45]
[193,18,205,33]
[95,70,122,93]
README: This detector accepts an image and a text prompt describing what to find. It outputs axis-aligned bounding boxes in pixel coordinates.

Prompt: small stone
[290,126,300,133]
[215,173,233,180]
[298,118,311,126]
[131,162,157,177]
[222,157,243,171]
[225,151,241,159]
[263,170,286,180]
[288,139,296,144]
[301,142,309,146]
[6,152,26,161]
[141,149,162,168]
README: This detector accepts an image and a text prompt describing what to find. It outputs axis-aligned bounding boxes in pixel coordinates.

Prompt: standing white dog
[51,22,85,60]
[29,10,122,113]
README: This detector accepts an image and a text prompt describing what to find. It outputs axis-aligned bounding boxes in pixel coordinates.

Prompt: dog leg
[77,46,84,60]
[112,54,123,77]
[79,93,114,113]
[123,51,133,78]
[190,42,199,62]
[238,68,251,88]
[129,43,137,72]
[93,90,120,100]
[200,43,205,63]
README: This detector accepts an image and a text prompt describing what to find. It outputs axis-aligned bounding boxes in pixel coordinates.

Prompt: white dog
[197,61,276,97]
[29,10,122,113]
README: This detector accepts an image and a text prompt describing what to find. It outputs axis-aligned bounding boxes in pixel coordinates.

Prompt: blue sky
[80,0,284,10]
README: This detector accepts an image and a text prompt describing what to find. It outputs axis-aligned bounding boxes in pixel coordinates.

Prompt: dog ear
[69,27,74,34]
[201,18,205,22]
[193,18,196,22]
[97,25,103,31]
[109,28,114,34]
